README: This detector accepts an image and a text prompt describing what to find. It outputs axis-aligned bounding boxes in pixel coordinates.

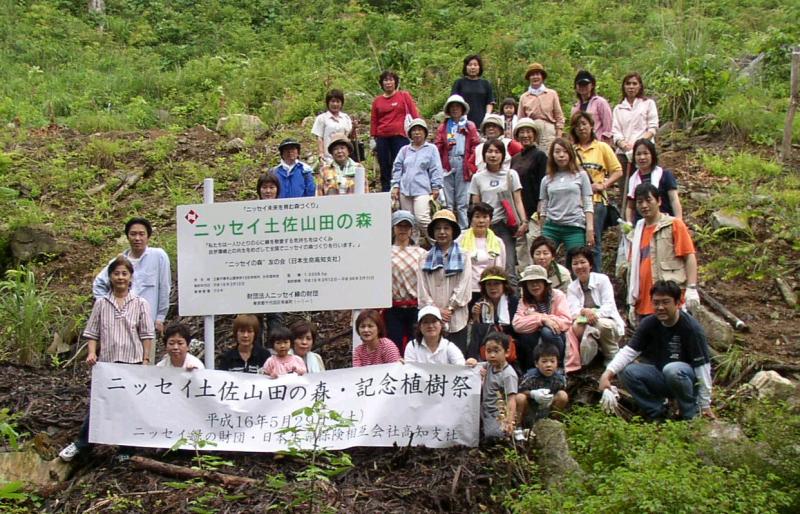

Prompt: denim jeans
[593,202,606,272]
[376,135,410,192]
[443,156,470,228]
[385,306,419,353]
[516,326,566,374]
[619,361,699,420]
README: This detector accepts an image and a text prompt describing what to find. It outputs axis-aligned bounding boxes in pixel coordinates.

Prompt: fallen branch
[130,455,259,487]
[698,287,747,331]
[775,277,798,308]
[63,341,89,368]
[112,170,145,200]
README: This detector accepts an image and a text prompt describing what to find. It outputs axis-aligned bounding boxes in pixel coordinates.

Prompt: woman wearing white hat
[512,264,572,373]
[434,94,481,228]
[391,118,443,240]
[473,114,523,172]
[404,305,471,365]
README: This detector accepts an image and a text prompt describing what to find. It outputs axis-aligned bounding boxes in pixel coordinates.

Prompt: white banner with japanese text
[89,362,481,452]
[176,194,391,315]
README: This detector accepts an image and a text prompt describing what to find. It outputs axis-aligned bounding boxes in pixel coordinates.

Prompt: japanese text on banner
[89,362,481,452]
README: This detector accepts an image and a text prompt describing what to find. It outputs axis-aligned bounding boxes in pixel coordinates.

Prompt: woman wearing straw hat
[417,209,473,354]
[435,94,481,229]
[517,63,565,153]
[512,264,572,373]
[391,118,443,241]
[317,133,368,195]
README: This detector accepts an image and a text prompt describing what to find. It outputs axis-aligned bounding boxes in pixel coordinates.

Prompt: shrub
[506,407,794,513]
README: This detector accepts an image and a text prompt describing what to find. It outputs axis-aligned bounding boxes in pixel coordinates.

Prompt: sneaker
[59,442,80,462]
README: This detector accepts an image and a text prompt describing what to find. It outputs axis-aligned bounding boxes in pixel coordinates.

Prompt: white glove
[369,137,377,152]
[530,388,554,407]
[685,288,700,311]
[600,386,620,416]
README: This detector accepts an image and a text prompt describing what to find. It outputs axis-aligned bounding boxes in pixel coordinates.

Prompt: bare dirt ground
[1,125,798,512]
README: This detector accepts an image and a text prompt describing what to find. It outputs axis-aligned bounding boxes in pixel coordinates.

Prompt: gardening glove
[600,386,620,416]
[530,388,554,407]
[369,137,377,152]
[685,287,700,312]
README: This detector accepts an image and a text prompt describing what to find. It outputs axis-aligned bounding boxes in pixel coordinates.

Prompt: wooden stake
[781,49,800,164]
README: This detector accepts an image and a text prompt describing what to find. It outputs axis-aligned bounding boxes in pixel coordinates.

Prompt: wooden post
[781,49,800,164]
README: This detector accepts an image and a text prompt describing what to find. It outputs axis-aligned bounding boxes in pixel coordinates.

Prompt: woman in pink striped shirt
[59,255,154,463]
[353,309,402,367]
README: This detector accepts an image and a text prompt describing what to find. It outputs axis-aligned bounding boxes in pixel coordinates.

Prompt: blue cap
[392,210,415,226]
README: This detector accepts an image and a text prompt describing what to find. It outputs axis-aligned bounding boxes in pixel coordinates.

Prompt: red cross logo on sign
[185,209,199,224]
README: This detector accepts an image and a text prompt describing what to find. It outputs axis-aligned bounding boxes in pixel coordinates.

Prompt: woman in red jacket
[371,70,420,192]
[434,94,480,228]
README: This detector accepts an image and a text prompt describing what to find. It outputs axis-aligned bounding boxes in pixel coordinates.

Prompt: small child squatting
[516,342,569,426]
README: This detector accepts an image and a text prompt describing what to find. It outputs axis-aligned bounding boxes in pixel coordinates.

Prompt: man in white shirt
[93,217,171,364]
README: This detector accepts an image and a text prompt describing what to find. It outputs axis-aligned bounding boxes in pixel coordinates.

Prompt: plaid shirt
[391,245,427,302]
[83,292,155,364]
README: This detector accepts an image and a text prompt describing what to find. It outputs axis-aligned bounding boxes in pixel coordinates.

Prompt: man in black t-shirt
[598,280,714,420]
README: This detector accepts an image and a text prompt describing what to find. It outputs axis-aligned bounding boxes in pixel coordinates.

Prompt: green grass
[0,0,798,138]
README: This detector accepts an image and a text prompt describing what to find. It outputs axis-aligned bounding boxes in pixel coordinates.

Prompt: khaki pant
[537,122,557,155]
[400,193,431,244]
[566,317,621,371]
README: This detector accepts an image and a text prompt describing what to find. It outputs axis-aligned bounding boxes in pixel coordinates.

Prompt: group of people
[59,56,715,460]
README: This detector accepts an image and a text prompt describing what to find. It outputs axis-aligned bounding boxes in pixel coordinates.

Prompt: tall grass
[0,267,61,366]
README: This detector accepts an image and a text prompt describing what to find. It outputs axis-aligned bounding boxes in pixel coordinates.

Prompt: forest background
[0,0,799,512]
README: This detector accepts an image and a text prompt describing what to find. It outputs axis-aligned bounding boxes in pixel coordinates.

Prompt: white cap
[417,305,443,322]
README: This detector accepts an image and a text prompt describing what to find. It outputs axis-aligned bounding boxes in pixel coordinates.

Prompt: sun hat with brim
[392,210,415,227]
[418,305,443,322]
[518,264,552,284]
[480,114,505,134]
[278,138,301,153]
[427,209,461,240]
[480,274,508,283]
[524,62,548,81]
[406,118,429,138]
[327,133,353,155]
[512,117,541,140]
[443,94,470,116]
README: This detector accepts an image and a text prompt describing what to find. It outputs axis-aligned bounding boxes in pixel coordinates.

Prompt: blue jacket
[273,161,316,198]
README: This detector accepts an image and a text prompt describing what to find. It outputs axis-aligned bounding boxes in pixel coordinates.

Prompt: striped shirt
[391,245,427,303]
[83,292,155,364]
[353,338,402,367]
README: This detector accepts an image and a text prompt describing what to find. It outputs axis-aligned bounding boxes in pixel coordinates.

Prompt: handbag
[401,91,414,133]
[497,171,521,231]
[577,151,620,231]
[603,201,621,230]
